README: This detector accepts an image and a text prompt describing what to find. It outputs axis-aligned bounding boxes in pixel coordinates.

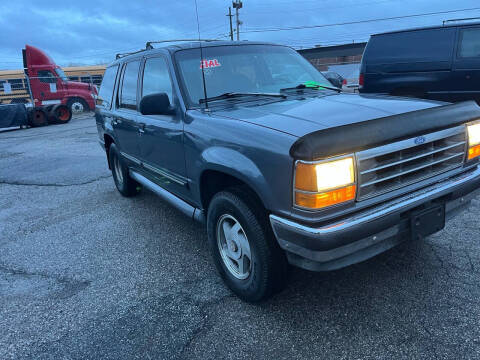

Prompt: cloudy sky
[1,0,479,69]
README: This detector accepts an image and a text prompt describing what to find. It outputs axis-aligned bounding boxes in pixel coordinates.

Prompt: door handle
[138,123,146,134]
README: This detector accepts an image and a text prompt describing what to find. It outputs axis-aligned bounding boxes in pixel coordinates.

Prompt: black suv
[359,22,480,103]
[96,41,480,302]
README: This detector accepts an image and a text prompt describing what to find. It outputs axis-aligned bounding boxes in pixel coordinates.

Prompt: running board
[129,170,205,224]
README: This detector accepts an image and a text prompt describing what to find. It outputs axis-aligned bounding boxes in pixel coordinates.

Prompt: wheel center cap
[229,241,237,252]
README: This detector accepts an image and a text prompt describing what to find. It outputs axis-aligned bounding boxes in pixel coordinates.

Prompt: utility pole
[232,0,242,41]
[227,7,234,41]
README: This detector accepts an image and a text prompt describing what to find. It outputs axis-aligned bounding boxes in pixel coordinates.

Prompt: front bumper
[270,166,480,272]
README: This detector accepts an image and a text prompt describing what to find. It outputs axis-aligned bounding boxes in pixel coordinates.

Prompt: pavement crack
[426,241,451,278]
[0,264,91,299]
[0,175,111,187]
[466,251,476,272]
[179,293,235,357]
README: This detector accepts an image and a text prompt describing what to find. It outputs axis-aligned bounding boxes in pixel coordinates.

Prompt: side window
[97,65,118,109]
[459,28,480,58]
[142,57,173,102]
[119,60,140,109]
[92,75,103,86]
[9,79,25,90]
[37,70,56,83]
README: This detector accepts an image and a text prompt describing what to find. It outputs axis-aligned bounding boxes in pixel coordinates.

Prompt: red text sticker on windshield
[200,59,221,69]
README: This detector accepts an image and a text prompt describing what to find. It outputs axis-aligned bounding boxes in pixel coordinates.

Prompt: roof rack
[114,39,221,59]
[145,39,220,50]
[443,17,480,26]
[115,49,146,59]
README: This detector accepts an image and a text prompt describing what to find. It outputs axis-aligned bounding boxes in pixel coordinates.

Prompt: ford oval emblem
[414,136,426,145]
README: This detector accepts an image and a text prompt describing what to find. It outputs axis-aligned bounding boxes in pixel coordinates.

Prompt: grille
[356,126,467,200]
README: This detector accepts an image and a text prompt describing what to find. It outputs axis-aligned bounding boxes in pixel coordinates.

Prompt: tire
[28,108,48,127]
[67,98,89,113]
[207,187,288,302]
[108,144,141,197]
[48,105,72,124]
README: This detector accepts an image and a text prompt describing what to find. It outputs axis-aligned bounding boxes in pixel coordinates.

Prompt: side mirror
[139,93,175,115]
[324,72,343,89]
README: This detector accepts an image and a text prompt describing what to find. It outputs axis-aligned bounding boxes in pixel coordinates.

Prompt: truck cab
[23,45,97,112]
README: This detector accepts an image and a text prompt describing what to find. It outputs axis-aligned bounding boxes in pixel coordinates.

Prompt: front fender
[197,146,274,210]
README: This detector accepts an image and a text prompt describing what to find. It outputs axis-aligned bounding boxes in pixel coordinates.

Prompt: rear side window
[366,28,455,63]
[97,65,118,109]
[458,28,480,58]
[119,60,140,109]
[142,57,173,101]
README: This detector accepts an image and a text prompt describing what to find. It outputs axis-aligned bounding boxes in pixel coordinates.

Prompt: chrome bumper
[270,166,480,271]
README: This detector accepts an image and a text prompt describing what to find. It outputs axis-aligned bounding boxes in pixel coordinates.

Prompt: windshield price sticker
[200,59,221,69]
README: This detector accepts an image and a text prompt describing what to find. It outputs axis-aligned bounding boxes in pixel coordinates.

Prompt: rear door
[362,28,455,96]
[112,60,142,162]
[452,26,480,101]
[96,64,119,141]
[137,55,188,198]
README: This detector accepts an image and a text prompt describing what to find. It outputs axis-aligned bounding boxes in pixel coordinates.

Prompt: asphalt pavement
[1,114,480,360]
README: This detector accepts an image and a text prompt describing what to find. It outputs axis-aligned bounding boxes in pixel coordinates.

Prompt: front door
[31,69,64,105]
[452,27,480,102]
[112,60,142,162]
[137,56,188,198]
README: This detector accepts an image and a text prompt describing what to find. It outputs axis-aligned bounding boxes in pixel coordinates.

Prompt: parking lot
[1,114,480,360]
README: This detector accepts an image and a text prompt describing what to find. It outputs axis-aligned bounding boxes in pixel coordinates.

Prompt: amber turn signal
[468,144,480,160]
[295,185,356,209]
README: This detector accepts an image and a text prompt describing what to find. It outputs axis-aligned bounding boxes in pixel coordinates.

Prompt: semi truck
[0,45,98,113]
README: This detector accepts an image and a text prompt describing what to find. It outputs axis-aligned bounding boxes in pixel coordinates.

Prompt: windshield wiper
[199,92,286,104]
[280,83,341,93]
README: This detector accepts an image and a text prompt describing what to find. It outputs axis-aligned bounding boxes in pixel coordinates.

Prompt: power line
[250,0,395,15]
[241,7,480,33]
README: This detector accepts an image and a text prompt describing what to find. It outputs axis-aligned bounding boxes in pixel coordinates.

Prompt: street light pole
[227,6,234,41]
[232,1,243,41]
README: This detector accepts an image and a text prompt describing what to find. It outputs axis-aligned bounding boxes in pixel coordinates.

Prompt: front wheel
[207,188,288,302]
[67,98,89,113]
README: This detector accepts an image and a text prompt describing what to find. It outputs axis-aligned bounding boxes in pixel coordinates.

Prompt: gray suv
[95,41,480,302]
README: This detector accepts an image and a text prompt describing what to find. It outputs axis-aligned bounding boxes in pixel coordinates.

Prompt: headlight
[294,156,356,209]
[467,122,480,160]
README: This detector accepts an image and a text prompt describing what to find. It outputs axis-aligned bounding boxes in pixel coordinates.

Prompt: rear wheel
[28,108,48,127]
[207,188,288,302]
[108,144,141,197]
[48,105,72,124]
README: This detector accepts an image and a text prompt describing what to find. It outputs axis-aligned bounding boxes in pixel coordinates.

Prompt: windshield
[54,67,68,81]
[175,44,333,106]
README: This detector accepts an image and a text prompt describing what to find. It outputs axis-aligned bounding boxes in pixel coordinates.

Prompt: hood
[212,93,443,138]
[66,80,91,90]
